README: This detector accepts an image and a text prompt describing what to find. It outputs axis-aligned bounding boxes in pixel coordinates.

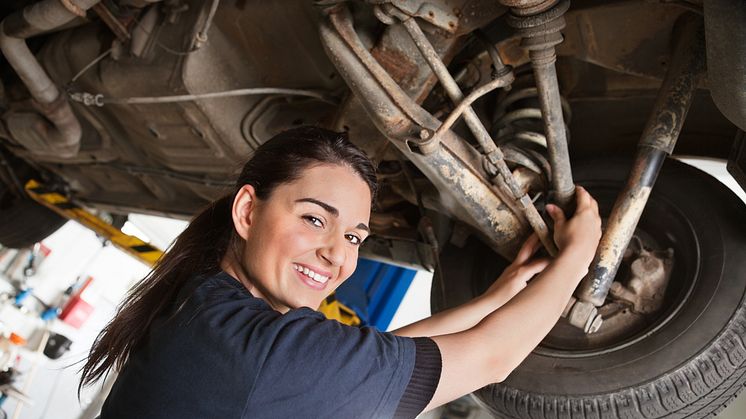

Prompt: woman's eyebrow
[296,198,338,217]
[296,198,370,232]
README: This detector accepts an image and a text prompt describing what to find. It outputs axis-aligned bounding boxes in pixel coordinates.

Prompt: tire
[435,158,746,418]
[0,184,67,248]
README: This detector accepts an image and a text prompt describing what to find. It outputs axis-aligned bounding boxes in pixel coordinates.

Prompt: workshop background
[0,157,744,419]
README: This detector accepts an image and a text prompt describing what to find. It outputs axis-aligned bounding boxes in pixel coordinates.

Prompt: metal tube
[576,14,705,306]
[475,30,509,77]
[0,0,101,158]
[401,17,499,158]
[531,49,575,210]
[69,87,339,106]
[0,23,59,103]
[436,72,515,136]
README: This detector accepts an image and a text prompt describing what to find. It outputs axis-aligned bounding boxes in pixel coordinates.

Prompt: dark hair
[79,126,376,389]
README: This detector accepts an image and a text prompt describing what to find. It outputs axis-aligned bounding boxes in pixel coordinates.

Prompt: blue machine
[334,258,418,331]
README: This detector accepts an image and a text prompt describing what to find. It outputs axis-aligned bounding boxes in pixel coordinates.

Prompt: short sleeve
[243,307,440,418]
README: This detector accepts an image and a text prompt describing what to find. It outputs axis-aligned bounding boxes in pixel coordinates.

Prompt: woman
[81,126,602,418]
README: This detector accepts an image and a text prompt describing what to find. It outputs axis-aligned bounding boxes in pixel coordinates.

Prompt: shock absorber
[492,70,572,198]
[498,0,576,212]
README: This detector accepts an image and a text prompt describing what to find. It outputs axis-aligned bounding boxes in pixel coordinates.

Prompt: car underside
[1,0,746,417]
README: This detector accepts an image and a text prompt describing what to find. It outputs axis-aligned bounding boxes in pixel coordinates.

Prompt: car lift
[23,179,361,326]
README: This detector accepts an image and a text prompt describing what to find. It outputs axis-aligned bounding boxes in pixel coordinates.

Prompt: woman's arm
[424,186,602,411]
[392,234,549,338]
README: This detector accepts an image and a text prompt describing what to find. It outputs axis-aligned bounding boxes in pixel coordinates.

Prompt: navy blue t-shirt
[101,271,441,418]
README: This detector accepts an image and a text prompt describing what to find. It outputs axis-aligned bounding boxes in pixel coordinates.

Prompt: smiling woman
[223,163,372,312]
[79,126,603,419]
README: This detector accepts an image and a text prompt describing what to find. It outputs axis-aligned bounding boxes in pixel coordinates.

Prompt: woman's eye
[303,216,324,228]
[345,234,362,245]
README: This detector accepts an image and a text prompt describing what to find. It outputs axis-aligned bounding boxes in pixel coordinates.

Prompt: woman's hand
[482,234,550,308]
[392,234,549,338]
[545,186,603,267]
[427,187,603,411]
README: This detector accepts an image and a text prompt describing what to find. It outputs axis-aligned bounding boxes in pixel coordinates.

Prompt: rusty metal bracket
[368,0,460,33]
[609,246,675,314]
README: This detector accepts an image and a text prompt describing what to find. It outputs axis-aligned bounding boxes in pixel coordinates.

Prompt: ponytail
[79,195,235,389]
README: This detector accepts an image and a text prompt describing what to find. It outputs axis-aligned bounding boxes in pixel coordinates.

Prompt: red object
[59,276,95,328]
[38,243,52,257]
[9,333,26,346]
[59,295,94,328]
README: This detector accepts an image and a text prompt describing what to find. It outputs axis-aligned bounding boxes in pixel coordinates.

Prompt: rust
[92,3,131,42]
[610,247,674,314]
[371,46,418,89]
[639,15,705,153]
[496,37,530,68]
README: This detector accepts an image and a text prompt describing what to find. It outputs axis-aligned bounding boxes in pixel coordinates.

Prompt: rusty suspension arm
[385,6,558,255]
[321,5,533,258]
[575,14,706,309]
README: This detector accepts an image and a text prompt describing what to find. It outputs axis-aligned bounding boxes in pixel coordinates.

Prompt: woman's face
[225,163,372,313]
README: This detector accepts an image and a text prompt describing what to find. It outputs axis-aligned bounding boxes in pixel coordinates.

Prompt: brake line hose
[69,88,340,107]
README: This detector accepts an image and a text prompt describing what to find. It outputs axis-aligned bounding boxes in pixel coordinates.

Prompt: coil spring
[491,71,572,194]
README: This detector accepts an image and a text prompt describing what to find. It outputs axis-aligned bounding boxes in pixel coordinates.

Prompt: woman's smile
[292,262,332,290]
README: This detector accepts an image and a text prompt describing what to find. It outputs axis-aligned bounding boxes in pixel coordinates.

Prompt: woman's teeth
[293,264,329,284]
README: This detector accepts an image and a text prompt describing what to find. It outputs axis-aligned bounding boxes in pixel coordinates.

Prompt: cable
[70,48,112,84]
[191,0,220,50]
[69,87,339,107]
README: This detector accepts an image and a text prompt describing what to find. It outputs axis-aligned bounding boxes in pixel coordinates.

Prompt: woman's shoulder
[180,270,263,308]
[175,270,323,328]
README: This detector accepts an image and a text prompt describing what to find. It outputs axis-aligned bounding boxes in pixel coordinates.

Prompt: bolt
[587,314,603,334]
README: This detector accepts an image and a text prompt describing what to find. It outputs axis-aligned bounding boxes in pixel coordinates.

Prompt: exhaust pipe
[0,0,101,158]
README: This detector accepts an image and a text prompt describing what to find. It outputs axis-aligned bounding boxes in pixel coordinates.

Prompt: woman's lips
[292,263,331,290]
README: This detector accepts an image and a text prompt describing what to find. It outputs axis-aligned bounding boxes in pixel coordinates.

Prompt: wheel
[0,184,67,248]
[435,158,746,418]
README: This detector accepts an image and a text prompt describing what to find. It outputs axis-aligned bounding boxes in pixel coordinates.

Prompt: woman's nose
[319,236,345,267]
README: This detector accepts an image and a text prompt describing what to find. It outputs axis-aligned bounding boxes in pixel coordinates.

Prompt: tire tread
[481,305,746,418]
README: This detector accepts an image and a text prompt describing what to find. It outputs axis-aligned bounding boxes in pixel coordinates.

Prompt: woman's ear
[231,184,257,240]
